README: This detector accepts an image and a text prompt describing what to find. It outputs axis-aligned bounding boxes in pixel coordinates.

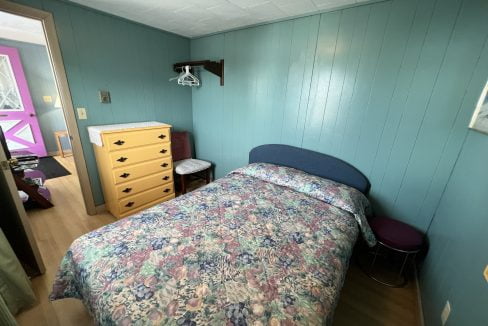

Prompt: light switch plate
[441,301,451,325]
[77,107,87,120]
[99,90,111,103]
[484,265,488,283]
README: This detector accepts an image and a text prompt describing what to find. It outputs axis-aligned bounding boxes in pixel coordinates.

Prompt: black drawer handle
[117,157,128,162]
[160,149,167,154]
[163,176,170,181]
[114,140,125,146]
[125,201,135,208]
[161,163,168,167]
[122,187,132,193]
[158,134,166,139]
[120,173,130,178]
[163,188,170,193]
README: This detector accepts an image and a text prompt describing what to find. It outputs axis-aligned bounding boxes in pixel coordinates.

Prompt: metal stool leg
[398,253,410,280]
[361,241,416,288]
[369,243,381,274]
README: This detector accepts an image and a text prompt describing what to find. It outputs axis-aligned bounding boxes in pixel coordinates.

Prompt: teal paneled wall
[419,0,488,322]
[420,130,488,325]
[0,38,69,153]
[14,0,192,205]
[191,0,488,233]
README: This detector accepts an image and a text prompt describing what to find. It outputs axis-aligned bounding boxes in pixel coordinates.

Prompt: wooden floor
[16,156,115,326]
[334,260,421,326]
[16,156,421,325]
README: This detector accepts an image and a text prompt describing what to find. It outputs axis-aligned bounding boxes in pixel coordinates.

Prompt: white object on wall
[54,96,62,108]
[441,301,451,325]
[169,65,200,87]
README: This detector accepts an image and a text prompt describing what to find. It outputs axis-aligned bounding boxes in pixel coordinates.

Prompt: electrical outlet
[42,95,53,103]
[441,301,451,325]
[484,265,488,283]
[77,107,87,120]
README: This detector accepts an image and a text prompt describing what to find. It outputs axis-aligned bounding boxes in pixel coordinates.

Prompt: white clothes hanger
[168,74,181,82]
[169,65,200,87]
[169,66,185,82]
[178,65,200,86]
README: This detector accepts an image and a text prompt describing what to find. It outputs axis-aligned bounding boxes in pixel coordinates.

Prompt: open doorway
[0,12,69,157]
[0,11,76,209]
[0,1,97,216]
[0,3,115,323]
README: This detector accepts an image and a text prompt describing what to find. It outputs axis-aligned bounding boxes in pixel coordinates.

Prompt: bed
[50,144,376,325]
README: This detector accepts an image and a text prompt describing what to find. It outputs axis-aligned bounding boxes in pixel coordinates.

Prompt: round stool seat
[370,217,423,252]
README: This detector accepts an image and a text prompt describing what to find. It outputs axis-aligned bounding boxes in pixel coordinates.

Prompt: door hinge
[0,160,9,170]
[0,158,18,170]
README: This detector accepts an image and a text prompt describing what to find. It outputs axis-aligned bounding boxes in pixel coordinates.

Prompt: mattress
[50,163,375,325]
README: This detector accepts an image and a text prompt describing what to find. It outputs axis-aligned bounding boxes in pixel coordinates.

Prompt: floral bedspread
[51,163,375,325]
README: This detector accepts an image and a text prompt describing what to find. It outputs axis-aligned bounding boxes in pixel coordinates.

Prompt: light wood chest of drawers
[90,122,175,218]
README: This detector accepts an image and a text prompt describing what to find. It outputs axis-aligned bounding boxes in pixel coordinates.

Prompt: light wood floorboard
[16,156,421,325]
[16,156,114,326]
[334,261,421,326]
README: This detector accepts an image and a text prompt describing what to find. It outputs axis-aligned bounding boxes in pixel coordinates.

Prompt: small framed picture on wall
[469,80,488,134]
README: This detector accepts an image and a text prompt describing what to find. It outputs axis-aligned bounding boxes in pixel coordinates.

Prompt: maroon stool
[365,216,424,287]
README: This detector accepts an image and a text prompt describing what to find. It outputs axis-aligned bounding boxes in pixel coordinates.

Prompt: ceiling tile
[278,1,319,16]
[228,0,270,9]
[69,0,358,37]
[245,2,286,21]
[207,2,250,19]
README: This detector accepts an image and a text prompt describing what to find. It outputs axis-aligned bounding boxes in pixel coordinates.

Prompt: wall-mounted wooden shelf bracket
[173,59,224,86]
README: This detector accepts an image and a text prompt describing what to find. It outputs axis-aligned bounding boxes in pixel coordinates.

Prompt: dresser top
[88,121,171,146]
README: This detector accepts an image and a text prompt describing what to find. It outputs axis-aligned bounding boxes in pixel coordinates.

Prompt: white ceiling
[0,11,45,45]
[69,0,368,38]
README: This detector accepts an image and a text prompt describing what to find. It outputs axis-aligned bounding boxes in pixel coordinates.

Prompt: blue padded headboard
[249,144,371,194]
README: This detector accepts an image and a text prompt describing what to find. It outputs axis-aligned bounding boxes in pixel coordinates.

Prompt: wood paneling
[420,131,488,326]
[12,0,193,206]
[419,1,488,324]
[191,0,488,232]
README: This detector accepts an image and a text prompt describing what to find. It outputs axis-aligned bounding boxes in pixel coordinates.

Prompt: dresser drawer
[105,128,170,152]
[115,170,173,199]
[110,143,171,168]
[118,183,174,214]
[113,157,172,184]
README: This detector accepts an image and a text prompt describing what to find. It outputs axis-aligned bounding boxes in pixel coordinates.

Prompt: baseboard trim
[414,264,425,326]
[95,204,106,214]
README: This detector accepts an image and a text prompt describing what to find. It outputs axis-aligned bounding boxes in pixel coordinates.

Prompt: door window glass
[0,54,24,111]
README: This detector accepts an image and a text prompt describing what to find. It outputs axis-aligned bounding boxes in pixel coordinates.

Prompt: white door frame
[0,0,96,214]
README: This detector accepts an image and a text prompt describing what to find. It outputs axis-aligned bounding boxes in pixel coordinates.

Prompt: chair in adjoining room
[171,131,212,194]
[361,216,426,287]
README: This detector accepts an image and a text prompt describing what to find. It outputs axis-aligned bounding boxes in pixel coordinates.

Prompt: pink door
[0,45,47,157]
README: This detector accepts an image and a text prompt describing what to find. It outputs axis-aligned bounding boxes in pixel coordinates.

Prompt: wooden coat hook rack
[173,59,224,86]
